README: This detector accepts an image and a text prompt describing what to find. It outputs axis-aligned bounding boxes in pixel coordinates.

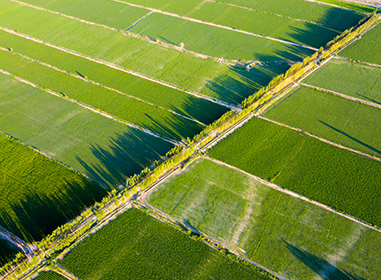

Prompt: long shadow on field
[318,120,381,156]
[203,63,291,105]
[76,130,174,190]
[0,179,106,243]
[355,92,381,106]
[285,241,365,280]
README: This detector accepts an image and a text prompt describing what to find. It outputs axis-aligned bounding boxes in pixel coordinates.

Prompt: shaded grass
[0,29,228,125]
[0,73,173,188]
[340,22,381,65]
[148,158,381,279]
[0,134,107,242]
[262,86,381,157]
[60,207,270,280]
[303,58,381,104]
[34,271,68,280]
[209,117,381,227]
[0,238,22,267]
[0,49,203,140]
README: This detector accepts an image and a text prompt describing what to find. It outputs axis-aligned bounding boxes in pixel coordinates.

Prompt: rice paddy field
[59,207,270,280]
[0,133,107,242]
[262,86,381,157]
[209,117,381,227]
[34,271,68,280]
[340,22,381,65]
[0,73,173,188]
[148,158,381,279]
[303,58,381,104]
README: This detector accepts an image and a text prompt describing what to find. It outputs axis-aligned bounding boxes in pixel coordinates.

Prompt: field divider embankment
[204,157,381,233]
[304,0,369,13]
[0,48,206,127]
[210,0,343,31]
[0,68,179,146]
[336,55,381,69]
[0,26,236,111]
[112,0,318,51]
[257,115,381,162]
[300,82,381,110]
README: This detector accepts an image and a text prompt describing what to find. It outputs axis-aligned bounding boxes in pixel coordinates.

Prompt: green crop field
[129,11,333,52]
[60,207,270,280]
[34,271,67,280]
[213,0,365,30]
[0,133,107,242]
[0,73,173,188]
[262,86,381,157]
[0,49,203,140]
[0,30,228,126]
[148,158,381,279]
[340,23,381,65]
[0,0,298,104]
[209,117,381,227]
[0,239,21,266]
[303,58,381,104]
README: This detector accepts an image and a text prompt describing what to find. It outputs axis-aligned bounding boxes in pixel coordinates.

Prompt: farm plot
[148,158,381,280]
[0,0,299,104]
[209,117,381,227]
[0,239,21,266]
[339,22,381,65]
[59,207,270,280]
[0,30,227,126]
[0,133,107,243]
[212,0,365,30]
[262,86,381,157]
[34,271,67,280]
[0,49,203,141]
[0,73,174,188]
[303,58,381,104]
[184,2,340,49]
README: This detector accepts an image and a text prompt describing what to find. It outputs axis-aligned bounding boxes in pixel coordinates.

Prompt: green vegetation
[130,12,332,52]
[212,0,365,30]
[303,58,381,104]
[317,0,377,13]
[0,133,107,242]
[340,22,381,65]
[60,207,270,280]
[0,49,203,140]
[0,73,173,188]
[209,117,381,227]
[0,30,227,125]
[148,158,381,279]
[263,86,381,157]
[0,0,298,104]
[185,1,339,49]
[34,271,67,280]
[0,239,21,267]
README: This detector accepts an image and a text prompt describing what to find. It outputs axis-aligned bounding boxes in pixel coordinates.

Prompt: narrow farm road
[0,226,34,259]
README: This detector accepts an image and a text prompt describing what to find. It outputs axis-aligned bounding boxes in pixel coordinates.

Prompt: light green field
[303,58,381,104]
[0,49,203,140]
[209,117,381,227]
[0,0,295,104]
[213,0,365,30]
[60,207,270,280]
[34,271,67,280]
[262,86,381,157]
[0,133,107,242]
[0,73,173,188]
[340,23,381,65]
[148,158,381,280]
[0,29,228,126]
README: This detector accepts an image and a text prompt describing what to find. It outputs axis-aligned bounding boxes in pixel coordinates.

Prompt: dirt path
[300,82,381,110]
[0,226,33,259]
[0,68,179,146]
[113,0,318,51]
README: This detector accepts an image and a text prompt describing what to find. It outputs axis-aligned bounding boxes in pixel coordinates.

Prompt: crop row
[209,117,381,227]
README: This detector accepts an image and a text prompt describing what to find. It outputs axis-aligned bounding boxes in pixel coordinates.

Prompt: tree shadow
[354,92,381,106]
[284,241,366,280]
[318,120,381,156]
[0,237,22,266]
[76,129,174,189]
[0,179,106,243]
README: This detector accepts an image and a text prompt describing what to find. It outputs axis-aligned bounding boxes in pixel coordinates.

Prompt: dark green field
[0,133,107,242]
[60,207,270,280]
[34,271,68,280]
[0,238,22,266]
[209,117,381,227]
